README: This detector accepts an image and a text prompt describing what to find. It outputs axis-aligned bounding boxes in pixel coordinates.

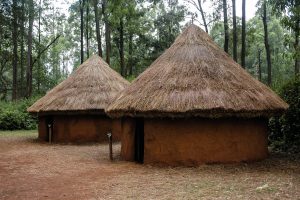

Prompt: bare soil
[0,131,299,200]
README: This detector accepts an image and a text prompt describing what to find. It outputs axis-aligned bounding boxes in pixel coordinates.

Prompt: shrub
[0,97,38,130]
[269,75,300,153]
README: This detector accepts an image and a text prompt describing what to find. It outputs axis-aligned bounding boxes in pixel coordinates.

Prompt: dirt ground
[0,131,299,200]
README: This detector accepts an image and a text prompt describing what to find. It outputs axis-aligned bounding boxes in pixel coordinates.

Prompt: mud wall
[143,118,269,165]
[38,115,121,143]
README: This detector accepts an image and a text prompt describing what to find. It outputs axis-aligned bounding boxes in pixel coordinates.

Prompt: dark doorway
[134,118,144,163]
[45,117,53,142]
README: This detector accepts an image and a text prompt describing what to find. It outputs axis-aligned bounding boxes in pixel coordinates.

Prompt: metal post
[107,132,113,161]
[48,124,52,144]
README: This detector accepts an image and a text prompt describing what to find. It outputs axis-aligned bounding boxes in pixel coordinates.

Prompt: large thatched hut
[28,55,129,143]
[106,25,288,165]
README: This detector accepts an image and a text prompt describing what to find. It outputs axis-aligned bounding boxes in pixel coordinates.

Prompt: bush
[0,97,38,130]
[269,75,300,153]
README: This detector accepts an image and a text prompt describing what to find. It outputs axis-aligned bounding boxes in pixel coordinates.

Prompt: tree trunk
[241,0,246,68]
[86,0,89,58]
[102,0,111,65]
[128,33,133,76]
[80,0,84,63]
[12,0,18,100]
[20,1,25,98]
[26,0,34,97]
[223,0,229,53]
[93,0,102,57]
[119,18,125,76]
[37,0,42,93]
[232,0,237,61]
[294,17,299,75]
[262,0,272,86]
[197,0,208,33]
[258,49,262,81]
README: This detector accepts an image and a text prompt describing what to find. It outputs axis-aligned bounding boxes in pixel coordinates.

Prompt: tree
[26,0,34,97]
[241,0,246,68]
[232,0,237,61]
[223,0,229,53]
[269,0,300,75]
[93,0,102,57]
[185,0,208,33]
[80,0,84,63]
[86,0,89,58]
[262,0,272,86]
[12,0,18,100]
[102,0,111,64]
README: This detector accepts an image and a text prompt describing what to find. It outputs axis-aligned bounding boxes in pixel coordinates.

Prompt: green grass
[0,129,37,137]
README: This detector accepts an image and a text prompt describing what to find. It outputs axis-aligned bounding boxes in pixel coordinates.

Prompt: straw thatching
[28,55,129,114]
[107,24,288,118]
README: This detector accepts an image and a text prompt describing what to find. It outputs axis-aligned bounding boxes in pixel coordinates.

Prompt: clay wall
[143,118,268,165]
[38,115,121,143]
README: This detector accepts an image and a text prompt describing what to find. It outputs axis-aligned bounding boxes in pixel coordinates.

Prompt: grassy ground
[0,130,37,137]
[0,130,299,200]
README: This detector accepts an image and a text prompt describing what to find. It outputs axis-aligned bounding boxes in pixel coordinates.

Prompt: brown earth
[0,131,299,200]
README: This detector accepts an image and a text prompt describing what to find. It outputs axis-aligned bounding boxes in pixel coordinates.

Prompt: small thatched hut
[106,25,288,165]
[28,55,129,143]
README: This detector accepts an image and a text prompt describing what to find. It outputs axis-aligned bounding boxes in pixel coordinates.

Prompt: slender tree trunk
[197,0,208,33]
[12,0,18,100]
[93,0,102,57]
[241,0,246,68]
[102,0,111,65]
[223,0,229,53]
[294,18,299,75]
[232,0,237,61]
[86,0,89,58]
[37,0,42,93]
[262,0,272,86]
[119,18,125,76]
[80,0,84,63]
[26,0,34,97]
[128,33,133,76]
[20,1,25,98]
[258,49,262,81]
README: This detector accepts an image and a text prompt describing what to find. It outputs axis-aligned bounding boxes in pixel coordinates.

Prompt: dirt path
[0,132,299,200]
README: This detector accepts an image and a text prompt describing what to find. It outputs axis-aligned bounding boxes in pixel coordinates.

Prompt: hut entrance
[134,118,144,163]
[46,117,53,143]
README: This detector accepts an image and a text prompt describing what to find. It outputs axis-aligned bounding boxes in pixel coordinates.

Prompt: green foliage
[269,75,300,153]
[0,98,38,130]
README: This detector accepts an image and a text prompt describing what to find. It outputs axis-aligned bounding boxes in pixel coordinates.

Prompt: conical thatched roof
[28,55,129,114]
[107,25,288,118]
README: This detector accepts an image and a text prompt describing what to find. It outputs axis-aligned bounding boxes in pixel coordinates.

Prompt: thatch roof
[28,55,129,114]
[106,24,288,118]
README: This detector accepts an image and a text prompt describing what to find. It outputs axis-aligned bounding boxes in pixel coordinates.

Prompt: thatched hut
[106,25,288,165]
[28,55,129,143]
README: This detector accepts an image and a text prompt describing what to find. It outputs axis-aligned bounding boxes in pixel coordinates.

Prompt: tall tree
[19,0,25,97]
[37,0,42,93]
[269,0,299,75]
[26,0,34,97]
[185,0,208,33]
[80,0,84,63]
[102,0,111,64]
[241,0,246,68]
[232,0,237,61]
[93,0,102,57]
[86,0,89,58]
[12,0,18,100]
[223,0,229,53]
[262,0,272,86]
[118,17,125,76]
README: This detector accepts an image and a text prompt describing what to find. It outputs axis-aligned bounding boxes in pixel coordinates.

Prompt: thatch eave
[106,108,287,119]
